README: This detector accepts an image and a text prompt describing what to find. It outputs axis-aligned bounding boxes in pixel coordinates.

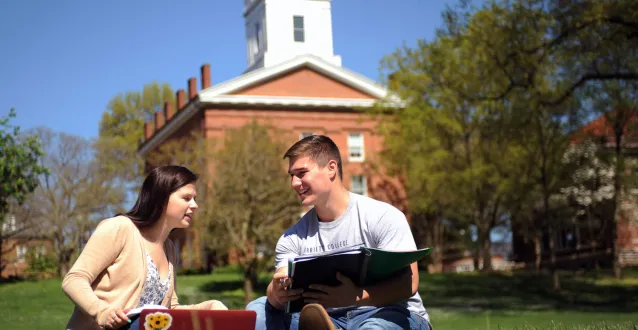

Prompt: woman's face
[164,183,198,229]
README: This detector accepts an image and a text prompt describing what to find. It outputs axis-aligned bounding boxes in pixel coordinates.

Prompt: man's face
[287,156,334,206]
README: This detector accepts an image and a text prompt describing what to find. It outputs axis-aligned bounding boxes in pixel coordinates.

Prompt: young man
[246,135,431,330]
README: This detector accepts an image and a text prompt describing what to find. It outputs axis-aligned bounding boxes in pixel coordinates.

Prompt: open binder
[285,246,432,313]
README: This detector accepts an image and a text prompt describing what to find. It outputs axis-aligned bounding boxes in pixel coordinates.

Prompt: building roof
[140,54,393,156]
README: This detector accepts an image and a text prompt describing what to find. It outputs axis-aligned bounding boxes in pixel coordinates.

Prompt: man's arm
[356,262,419,307]
[303,262,418,308]
[266,267,287,310]
[267,267,303,311]
[363,206,421,306]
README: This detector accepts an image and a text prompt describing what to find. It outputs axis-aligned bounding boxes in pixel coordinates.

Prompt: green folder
[360,247,433,285]
[285,246,433,313]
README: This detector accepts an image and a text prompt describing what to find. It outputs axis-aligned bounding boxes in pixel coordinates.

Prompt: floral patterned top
[137,251,172,307]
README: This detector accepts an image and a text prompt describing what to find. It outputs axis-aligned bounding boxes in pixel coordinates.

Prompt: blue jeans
[245,296,431,330]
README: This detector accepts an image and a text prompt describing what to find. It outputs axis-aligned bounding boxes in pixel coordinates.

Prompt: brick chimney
[176,89,186,111]
[165,101,175,121]
[188,77,197,100]
[201,64,211,89]
[154,111,165,130]
[144,121,153,140]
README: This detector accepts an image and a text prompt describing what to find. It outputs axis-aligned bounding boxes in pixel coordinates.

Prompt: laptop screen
[138,309,256,330]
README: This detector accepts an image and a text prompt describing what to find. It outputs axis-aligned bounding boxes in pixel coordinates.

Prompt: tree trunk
[0,235,4,276]
[480,228,493,272]
[534,231,542,272]
[58,252,71,278]
[431,214,443,272]
[473,244,481,272]
[547,225,560,290]
[612,129,623,279]
[243,262,258,307]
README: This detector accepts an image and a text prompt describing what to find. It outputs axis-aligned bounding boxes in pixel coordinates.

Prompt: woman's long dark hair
[122,165,198,228]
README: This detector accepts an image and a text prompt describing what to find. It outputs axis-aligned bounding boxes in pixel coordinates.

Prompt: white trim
[139,100,200,156]
[199,54,388,100]
[201,94,377,107]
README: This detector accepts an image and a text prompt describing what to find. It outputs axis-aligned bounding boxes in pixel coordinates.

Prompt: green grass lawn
[1,268,636,330]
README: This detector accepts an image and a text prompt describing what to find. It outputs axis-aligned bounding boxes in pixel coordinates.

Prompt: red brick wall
[202,106,407,212]
[618,216,638,249]
[232,68,376,99]
[1,238,54,278]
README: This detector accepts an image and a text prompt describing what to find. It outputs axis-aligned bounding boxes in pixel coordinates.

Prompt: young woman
[62,165,226,330]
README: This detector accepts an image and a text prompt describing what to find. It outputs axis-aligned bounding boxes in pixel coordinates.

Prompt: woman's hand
[201,300,228,310]
[102,308,130,329]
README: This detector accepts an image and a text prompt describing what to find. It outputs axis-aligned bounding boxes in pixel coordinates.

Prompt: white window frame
[348,133,365,162]
[350,175,367,196]
[2,214,16,233]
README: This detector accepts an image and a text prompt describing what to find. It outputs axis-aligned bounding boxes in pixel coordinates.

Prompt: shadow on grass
[0,276,39,286]
[180,268,638,313]
[419,272,638,312]
[198,276,270,294]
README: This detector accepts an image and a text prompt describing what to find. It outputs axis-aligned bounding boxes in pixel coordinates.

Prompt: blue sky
[0,0,458,140]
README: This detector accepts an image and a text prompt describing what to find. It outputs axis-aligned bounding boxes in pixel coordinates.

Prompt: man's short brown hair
[283,135,343,180]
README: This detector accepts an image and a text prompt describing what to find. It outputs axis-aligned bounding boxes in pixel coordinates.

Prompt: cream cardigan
[62,216,210,329]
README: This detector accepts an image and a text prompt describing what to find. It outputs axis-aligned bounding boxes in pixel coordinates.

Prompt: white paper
[126,304,168,317]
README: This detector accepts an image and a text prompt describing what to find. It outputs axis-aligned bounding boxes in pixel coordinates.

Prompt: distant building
[511,113,638,269]
[442,242,515,273]
[1,214,54,278]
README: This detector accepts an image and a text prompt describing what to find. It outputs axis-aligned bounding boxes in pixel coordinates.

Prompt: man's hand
[102,308,130,329]
[302,272,363,308]
[270,272,303,306]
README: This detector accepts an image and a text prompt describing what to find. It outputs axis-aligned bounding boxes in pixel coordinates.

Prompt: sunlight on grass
[0,269,636,330]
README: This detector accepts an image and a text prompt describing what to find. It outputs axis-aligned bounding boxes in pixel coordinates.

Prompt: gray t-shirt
[275,192,428,319]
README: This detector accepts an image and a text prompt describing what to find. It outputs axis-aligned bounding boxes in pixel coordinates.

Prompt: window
[36,245,46,258]
[348,133,364,161]
[255,22,262,53]
[293,16,304,42]
[16,245,28,262]
[299,132,314,140]
[2,214,16,232]
[351,175,367,196]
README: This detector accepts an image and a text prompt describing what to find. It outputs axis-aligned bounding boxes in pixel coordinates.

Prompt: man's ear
[327,160,338,181]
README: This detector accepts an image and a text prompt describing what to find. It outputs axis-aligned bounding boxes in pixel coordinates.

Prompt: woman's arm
[61,217,127,325]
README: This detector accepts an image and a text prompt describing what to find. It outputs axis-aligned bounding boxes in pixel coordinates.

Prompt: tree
[0,109,47,274]
[376,21,530,272]
[560,140,615,269]
[95,82,174,185]
[21,127,125,276]
[203,121,300,306]
[438,0,638,106]
[438,0,638,281]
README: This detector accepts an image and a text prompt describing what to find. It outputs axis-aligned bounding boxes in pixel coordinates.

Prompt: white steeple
[243,0,342,72]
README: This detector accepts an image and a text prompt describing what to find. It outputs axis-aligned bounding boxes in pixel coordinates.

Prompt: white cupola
[243,0,342,72]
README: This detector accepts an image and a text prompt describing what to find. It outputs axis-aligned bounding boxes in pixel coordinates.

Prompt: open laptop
[137,309,256,330]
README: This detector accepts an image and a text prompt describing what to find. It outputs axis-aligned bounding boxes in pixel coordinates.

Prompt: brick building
[138,0,406,268]
[1,215,54,278]
[511,112,638,269]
